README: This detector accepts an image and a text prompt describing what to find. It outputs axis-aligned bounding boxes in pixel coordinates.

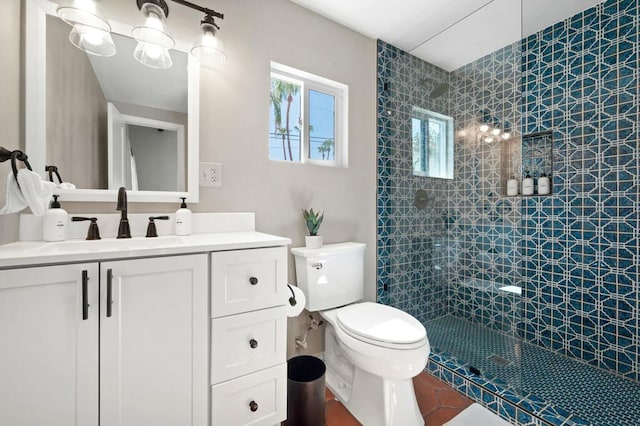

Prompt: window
[412,107,454,179]
[269,62,348,167]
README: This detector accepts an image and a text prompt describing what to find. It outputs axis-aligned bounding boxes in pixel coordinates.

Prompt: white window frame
[270,62,348,167]
[412,107,454,179]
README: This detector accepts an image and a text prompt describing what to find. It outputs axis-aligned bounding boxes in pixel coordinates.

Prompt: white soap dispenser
[43,195,68,242]
[506,176,519,196]
[538,172,551,195]
[522,171,534,196]
[175,197,192,236]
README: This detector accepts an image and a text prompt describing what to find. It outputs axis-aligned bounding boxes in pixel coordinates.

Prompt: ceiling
[290,0,605,71]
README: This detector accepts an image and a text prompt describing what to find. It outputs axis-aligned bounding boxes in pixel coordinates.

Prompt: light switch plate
[200,162,222,187]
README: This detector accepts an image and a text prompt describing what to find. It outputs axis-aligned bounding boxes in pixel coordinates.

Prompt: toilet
[292,242,430,426]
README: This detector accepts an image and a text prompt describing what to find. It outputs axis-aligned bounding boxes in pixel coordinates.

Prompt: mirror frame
[25,0,200,203]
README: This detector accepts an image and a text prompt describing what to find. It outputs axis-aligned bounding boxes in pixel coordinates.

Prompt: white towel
[0,170,56,216]
[0,171,26,215]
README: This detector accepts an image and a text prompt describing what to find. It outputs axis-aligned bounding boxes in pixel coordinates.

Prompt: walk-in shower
[376,1,640,424]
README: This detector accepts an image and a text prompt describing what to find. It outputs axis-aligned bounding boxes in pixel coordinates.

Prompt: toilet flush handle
[311,262,323,270]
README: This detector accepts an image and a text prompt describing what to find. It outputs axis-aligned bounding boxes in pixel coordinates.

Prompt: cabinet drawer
[211,363,286,426]
[211,306,286,384]
[211,247,286,317]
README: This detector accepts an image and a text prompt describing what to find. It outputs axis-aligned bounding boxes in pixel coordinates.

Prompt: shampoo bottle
[522,171,534,196]
[538,172,551,195]
[43,195,68,242]
[175,197,192,236]
[506,177,519,196]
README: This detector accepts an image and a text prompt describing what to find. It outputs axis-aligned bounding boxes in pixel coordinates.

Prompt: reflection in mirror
[24,0,200,203]
[41,10,194,200]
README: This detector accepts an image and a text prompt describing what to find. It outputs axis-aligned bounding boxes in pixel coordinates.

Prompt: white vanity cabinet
[0,264,99,426]
[210,247,288,426]
[0,254,208,426]
[99,255,208,426]
[0,224,291,426]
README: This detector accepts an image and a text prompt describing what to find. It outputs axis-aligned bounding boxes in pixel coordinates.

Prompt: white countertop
[0,232,291,269]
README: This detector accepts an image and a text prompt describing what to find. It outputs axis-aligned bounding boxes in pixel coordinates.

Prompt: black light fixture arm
[136,0,224,21]
[169,0,224,20]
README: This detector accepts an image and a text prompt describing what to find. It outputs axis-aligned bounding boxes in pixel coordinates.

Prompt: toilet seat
[336,302,427,350]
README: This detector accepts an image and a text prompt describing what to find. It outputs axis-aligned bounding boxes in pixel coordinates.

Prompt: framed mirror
[25,0,200,203]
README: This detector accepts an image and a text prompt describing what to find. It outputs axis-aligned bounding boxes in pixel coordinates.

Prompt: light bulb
[479,124,489,132]
[502,132,511,139]
[491,128,501,136]
[484,136,494,143]
[145,10,163,31]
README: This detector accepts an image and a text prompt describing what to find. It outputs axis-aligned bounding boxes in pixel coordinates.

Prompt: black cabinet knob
[249,339,258,349]
[249,277,258,285]
[249,400,258,412]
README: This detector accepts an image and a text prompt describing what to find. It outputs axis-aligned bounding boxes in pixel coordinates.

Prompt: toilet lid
[336,302,426,346]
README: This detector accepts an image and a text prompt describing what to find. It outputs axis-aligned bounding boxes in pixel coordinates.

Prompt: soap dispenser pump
[175,197,192,236]
[43,195,68,242]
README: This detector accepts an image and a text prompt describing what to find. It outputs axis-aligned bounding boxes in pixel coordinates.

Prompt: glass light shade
[68,23,116,56]
[491,128,501,136]
[502,132,511,139]
[484,136,494,143]
[191,22,226,66]
[134,41,173,69]
[479,124,489,132]
[131,3,174,49]
[57,0,111,32]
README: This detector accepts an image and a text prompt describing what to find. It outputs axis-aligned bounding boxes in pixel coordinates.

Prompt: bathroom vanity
[0,213,289,426]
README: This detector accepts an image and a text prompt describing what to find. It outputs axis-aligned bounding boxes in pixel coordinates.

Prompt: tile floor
[325,372,473,426]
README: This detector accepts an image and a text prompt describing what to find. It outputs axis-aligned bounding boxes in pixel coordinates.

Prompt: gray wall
[46,15,108,189]
[5,0,377,356]
[0,0,22,244]
[128,125,179,191]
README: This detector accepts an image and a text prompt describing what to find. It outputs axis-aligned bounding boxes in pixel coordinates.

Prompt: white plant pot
[305,235,322,249]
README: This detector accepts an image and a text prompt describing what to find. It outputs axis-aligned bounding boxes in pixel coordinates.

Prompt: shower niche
[500,131,553,197]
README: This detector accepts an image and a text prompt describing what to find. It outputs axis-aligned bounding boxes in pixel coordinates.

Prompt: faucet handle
[71,217,101,240]
[146,216,170,238]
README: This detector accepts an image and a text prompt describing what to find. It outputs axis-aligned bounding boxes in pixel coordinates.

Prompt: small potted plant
[302,208,324,248]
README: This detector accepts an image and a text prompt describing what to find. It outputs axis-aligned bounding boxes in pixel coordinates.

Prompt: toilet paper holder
[287,284,297,306]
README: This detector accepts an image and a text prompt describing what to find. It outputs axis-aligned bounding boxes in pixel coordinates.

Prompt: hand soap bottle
[43,195,68,242]
[506,177,519,196]
[538,172,551,195]
[522,171,534,196]
[175,197,192,236]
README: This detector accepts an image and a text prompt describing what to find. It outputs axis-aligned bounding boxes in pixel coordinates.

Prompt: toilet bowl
[291,243,430,426]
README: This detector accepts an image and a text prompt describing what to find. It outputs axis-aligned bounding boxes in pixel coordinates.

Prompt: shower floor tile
[427,315,640,426]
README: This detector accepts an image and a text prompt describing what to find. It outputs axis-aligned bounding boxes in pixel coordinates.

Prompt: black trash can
[284,355,326,426]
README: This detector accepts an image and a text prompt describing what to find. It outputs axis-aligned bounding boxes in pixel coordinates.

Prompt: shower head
[430,82,449,98]
[418,77,449,99]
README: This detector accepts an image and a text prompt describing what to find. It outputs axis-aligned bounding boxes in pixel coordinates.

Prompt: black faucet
[116,187,131,238]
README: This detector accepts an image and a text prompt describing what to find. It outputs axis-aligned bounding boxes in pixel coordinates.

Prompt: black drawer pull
[249,400,258,412]
[249,339,258,349]
[82,270,89,320]
[249,277,258,285]
[106,269,113,318]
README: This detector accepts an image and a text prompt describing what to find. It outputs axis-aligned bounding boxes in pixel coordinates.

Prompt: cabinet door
[0,264,99,426]
[100,255,208,426]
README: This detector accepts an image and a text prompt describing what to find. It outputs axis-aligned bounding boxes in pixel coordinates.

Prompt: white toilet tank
[291,242,366,311]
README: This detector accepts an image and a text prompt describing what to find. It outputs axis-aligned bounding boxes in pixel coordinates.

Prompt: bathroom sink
[27,236,185,255]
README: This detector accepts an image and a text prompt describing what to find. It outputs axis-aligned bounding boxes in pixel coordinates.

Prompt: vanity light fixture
[55,0,226,68]
[56,0,116,57]
[191,14,226,66]
[132,0,175,69]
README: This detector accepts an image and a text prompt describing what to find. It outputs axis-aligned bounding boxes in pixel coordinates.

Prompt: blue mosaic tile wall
[520,0,639,379]
[376,41,451,324]
[377,0,640,381]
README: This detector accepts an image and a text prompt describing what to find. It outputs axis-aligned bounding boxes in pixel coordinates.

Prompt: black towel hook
[0,146,33,184]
